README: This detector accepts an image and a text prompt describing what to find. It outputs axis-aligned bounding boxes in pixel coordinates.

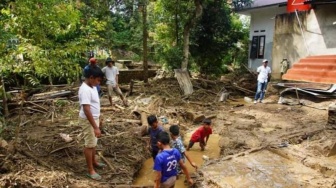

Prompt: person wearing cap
[186,119,212,151]
[83,55,102,97]
[254,59,272,104]
[102,57,128,107]
[83,58,102,96]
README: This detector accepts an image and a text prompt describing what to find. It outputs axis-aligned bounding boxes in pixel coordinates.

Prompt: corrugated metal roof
[282,55,336,84]
[251,0,287,8]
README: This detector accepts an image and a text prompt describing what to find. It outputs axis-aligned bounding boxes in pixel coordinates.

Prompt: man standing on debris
[78,65,106,180]
[102,57,128,107]
[153,131,193,188]
[254,59,272,104]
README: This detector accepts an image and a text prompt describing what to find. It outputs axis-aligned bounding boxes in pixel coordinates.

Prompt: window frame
[250,35,266,59]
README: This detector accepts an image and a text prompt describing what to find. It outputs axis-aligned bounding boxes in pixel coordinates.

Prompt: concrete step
[286,69,336,77]
[299,58,336,63]
[307,55,336,59]
[293,63,336,70]
[283,54,336,83]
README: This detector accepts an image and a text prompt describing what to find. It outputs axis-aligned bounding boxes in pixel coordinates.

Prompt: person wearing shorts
[102,57,128,107]
[147,115,164,160]
[78,65,106,180]
[153,132,193,188]
[186,119,212,151]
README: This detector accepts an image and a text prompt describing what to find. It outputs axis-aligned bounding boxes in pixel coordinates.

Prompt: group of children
[147,115,213,187]
[79,62,213,187]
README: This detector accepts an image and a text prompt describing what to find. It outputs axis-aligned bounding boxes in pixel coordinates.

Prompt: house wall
[272,4,336,79]
[248,6,287,70]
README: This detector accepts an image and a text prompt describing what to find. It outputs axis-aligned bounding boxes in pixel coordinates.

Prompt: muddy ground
[1,74,336,188]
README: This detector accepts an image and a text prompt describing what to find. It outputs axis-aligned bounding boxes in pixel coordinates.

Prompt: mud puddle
[133,129,221,187]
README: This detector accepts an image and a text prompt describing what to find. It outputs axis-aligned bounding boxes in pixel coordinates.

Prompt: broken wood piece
[232,84,255,94]
[115,104,125,110]
[18,149,50,169]
[184,111,195,121]
[193,85,218,95]
[32,90,72,100]
[26,107,47,114]
[141,112,148,127]
[194,78,217,85]
[26,101,49,112]
[174,69,193,95]
[205,114,217,120]
[219,92,230,102]
[101,107,117,112]
[37,118,75,125]
[121,119,141,124]
[139,111,149,136]
[49,142,76,154]
[187,101,210,106]
[128,79,134,96]
[326,141,336,157]
[98,151,115,171]
[193,114,205,123]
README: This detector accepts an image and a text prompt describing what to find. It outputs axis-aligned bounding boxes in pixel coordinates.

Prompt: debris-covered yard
[1,73,336,188]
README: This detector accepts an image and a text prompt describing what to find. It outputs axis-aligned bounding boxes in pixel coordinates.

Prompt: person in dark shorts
[186,119,212,151]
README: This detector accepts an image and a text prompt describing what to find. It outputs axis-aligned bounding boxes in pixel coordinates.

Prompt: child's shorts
[161,176,176,188]
[107,84,123,97]
[79,118,99,148]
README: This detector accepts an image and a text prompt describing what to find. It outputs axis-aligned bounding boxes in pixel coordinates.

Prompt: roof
[282,55,336,84]
[234,0,287,12]
[251,0,287,7]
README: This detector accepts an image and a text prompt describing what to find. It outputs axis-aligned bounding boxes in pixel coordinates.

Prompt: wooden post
[142,1,148,83]
[128,79,134,96]
[140,111,148,136]
[1,76,8,116]
[328,103,336,125]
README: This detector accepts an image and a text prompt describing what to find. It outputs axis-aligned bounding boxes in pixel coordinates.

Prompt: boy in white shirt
[254,59,272,103]
[102,57,128,107]
[78,65,105,180]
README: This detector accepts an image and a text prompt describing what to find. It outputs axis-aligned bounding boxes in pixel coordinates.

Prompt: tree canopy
[0,0,249,86]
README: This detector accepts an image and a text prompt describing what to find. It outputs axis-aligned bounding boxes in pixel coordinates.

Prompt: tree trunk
[181,0,203,70]
[1,76,9,117]
[142,3,148,83]
[175,0,179,45]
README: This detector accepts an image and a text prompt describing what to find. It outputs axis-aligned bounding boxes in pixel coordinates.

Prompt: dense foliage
[0,0,249,86]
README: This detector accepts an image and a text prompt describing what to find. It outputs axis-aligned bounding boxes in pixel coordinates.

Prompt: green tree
[190,0,249,75]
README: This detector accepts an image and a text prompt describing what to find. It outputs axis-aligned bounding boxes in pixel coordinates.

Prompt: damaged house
[234,0,336,83]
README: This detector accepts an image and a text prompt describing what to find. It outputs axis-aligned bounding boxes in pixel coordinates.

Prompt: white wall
[248,6,287,70]
[272,4,336,79]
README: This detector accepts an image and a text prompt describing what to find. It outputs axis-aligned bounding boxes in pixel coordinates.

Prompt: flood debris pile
[0,75,242,187]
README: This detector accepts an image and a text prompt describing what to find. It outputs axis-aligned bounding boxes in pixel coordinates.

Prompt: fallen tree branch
[18,149,50,169]
[98,151,115,171]
[49,142,76,154]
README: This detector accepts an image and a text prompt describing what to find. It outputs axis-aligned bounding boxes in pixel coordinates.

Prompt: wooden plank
[174,69,193,95]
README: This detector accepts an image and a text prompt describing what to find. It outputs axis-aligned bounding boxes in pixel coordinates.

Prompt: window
[250,35,266,59]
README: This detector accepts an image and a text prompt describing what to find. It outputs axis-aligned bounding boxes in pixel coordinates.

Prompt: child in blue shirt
[169,125,197,173]
[147,115,164,160]
[153,131,193,188]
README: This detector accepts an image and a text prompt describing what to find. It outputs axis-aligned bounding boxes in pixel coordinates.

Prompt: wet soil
[0,77,336,187]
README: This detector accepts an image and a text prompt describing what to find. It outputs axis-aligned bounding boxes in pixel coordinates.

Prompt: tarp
[287,0,311,12]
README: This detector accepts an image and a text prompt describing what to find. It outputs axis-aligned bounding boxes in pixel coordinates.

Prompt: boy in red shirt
[186,119,212,151]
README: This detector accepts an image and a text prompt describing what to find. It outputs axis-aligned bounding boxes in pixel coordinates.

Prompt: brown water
[133,130,221,187]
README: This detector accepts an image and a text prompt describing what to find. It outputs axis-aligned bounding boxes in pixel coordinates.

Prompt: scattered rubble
[1,72,336,187]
